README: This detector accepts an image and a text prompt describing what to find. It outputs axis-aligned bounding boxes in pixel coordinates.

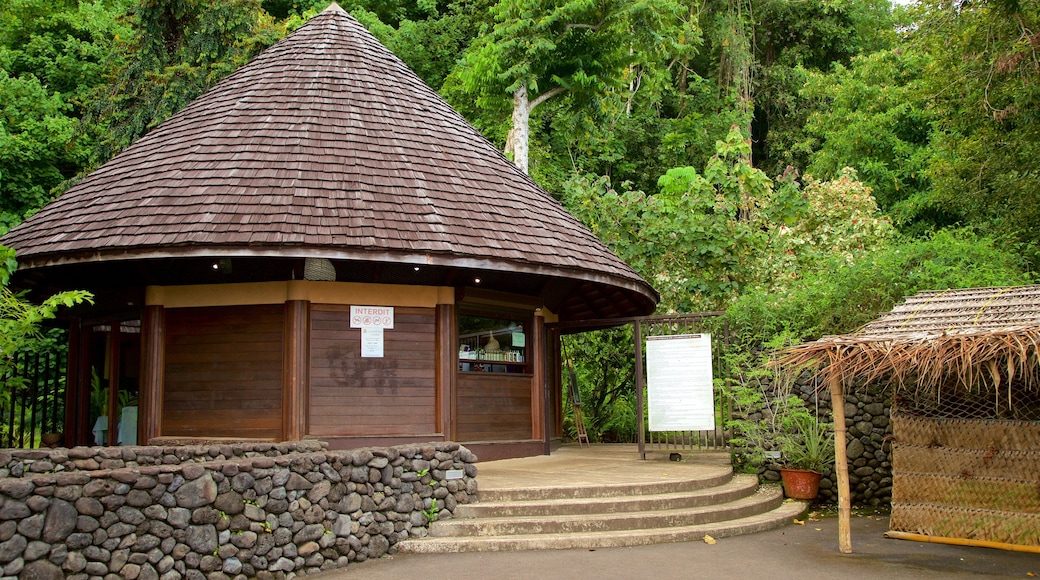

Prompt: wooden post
[829,372,853,553]
[139,306,166,444]
[634,320,645,458]
[106,323,121,445]
[435,303,456,439]
[282,300,310,441]
[531,312,546,442]
[64,319,83,448]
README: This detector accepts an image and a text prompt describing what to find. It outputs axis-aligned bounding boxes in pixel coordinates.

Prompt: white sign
[646,334,715,431]
[361,327,384,358]
[350,305,394,329]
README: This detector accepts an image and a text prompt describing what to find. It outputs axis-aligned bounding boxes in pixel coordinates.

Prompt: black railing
[1,350,67,448]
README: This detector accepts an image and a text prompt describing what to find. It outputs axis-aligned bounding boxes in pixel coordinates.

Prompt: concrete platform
[474,444,733,499]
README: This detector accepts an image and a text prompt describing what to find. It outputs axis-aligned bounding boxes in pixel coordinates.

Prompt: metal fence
[1,349,67,448]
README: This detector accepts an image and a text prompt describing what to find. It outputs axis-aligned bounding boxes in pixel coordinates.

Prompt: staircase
[396,446,807,553]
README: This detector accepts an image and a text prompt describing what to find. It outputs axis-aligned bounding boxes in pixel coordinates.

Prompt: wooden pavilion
[778,284,1040,551]
[0,4,658,460]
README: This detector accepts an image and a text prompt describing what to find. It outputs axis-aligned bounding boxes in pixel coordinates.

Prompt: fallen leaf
[703,535,716,545]
[1026,572,1035,577]
[793,519,805,525]
[815,528,822,531]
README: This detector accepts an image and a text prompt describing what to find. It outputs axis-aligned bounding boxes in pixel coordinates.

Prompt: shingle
[0,4,657,312]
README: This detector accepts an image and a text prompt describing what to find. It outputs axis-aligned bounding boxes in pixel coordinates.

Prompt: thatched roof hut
[776,284,1040,550]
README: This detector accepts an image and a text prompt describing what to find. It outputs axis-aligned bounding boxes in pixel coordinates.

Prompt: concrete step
[396,498,808,553]
[430,484,784,537]
[455,474,761,518]
[477,467,733,502]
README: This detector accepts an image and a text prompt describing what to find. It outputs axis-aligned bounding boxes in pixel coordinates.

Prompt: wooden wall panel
[308,306,437,437]
[163,305,283,439]
[456,373,533,441]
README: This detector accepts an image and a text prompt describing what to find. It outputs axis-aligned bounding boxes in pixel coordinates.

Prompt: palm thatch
[775,285,1040,416]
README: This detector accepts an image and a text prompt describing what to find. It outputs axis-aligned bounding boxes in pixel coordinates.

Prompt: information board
[351,306,393,358]
[646,334,715,431]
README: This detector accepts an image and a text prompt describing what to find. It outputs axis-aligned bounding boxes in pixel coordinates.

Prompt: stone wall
[747,374,894,506]
[0,441,477,579]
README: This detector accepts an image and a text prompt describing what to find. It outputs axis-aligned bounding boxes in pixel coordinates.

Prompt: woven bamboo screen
[890,412,1040,546]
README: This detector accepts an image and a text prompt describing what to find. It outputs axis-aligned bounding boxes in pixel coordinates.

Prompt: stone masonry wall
[0,441,477,579]
[749,374,894,506]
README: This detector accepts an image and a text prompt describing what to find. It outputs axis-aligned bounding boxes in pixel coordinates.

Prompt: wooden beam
[634,320,645,458]
[282,300,310,441]
[435,303,457,439]
[139,306,166,444]
[829,372,853,553]
[64,319,82,448]
[106,323,121,445]
[531,312,546,442]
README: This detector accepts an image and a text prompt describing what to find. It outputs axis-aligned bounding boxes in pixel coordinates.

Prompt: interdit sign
[349,306,394,329]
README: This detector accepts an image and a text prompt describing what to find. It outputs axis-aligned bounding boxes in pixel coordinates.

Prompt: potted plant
[777,413,835,500]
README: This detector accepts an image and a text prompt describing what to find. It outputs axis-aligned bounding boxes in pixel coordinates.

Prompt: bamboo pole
[829,372,853,553]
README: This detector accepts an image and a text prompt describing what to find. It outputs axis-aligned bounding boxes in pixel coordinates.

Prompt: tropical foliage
[2,0,1038,442]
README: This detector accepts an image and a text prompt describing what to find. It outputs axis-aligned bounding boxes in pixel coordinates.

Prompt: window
[458,313,530,373]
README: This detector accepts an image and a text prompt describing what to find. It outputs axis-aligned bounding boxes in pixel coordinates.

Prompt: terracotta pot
[779,468,821,500]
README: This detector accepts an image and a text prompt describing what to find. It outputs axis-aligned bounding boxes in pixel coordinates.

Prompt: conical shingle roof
[0,4,657,318]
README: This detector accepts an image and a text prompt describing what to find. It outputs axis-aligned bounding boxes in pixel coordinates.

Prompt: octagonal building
[0,4,658,459]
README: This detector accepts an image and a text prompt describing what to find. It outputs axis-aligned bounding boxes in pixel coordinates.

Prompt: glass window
[458,314,529,373]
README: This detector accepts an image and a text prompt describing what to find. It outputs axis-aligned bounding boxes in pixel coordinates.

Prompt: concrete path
[319,513,1037,579]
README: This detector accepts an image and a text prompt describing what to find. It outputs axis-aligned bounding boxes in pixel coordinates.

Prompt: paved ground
[317,513,1037,579]
[314,446,1039,579]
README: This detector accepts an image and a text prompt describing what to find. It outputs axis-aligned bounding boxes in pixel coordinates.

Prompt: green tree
[911,0,1040,267]
[803,49,938,229]
[0,0,130,232]
[447,0,698,174]
[0,246,93,396]
[89,0,295,163]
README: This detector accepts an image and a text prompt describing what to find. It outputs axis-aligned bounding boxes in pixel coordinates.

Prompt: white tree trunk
[506,84,565,175]
[510,84,531,174]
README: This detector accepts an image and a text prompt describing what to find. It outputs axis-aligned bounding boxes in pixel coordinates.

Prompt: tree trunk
[505,83,565,175]
[509,84,532,174]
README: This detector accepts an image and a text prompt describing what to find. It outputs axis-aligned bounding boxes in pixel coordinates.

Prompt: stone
[0,534,27,563]
[181,464,206,481]
[0,500,31,520]
[83,479,116,497]
[24,541,50,562]
[126,490,152,508]
[222,558,242,575]
[213,491,243,516]
[186,525,218,555]
[117,506,147,526]
[0,479,34,499]
[367,535,389,558]
[293,524,325,544]
[230,473,254,493]
[75,497,104,517]
[174,474,217,508]
[297,542,320,557]
[284,474,312,491]
[269,557,295,572]
[167,508,191,529]
[63,551,87,573]
[0,520,16,542]
[121,563,142,579]
[845,438,865,460]
[19,559,63,580]
[18,513,45,540]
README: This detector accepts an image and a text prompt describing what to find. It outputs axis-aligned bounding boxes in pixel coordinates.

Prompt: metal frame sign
[646,334,715,431]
